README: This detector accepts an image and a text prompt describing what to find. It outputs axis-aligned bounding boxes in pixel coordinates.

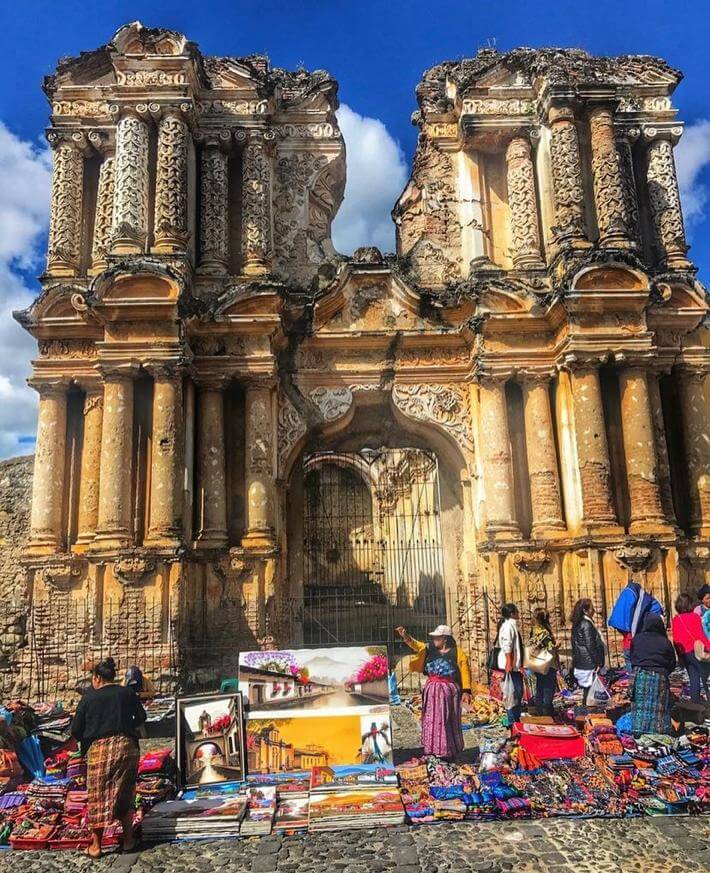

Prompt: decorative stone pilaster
[92,362,139,550]
[90,144,115,272]
[588,105,634,249]
[145,363,185,547]
[46,131,86,276]
[677,368,710,535]
[520,374,565,534]
[568,363,618,529]
[477,375,520,539]
[239,131,273,277]
[194,377,228,549]
[27,378,69,555]
[242,382,276,548]
[75,386,104,546]
[617,367,668,532]
[110,112,150,255]
[615,127,642,246]
[505,135,545,270]
[646,369,678,526]
[153,113,190,253]
[644,127,691,269]
[196,130,231,274]
[548,104,589,248]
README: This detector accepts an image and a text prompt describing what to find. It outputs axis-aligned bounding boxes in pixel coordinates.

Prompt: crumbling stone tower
[8,28,709,695]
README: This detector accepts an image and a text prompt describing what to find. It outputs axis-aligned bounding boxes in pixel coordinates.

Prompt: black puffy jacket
[571,618,605,670]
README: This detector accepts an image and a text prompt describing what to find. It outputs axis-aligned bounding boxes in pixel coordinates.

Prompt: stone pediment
[202,57,264,94]
[211,284,282,321]
[13,284,93,338]
[111,21,192,58]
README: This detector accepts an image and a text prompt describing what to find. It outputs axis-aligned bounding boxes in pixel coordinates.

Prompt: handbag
[524,645,554,675]
[487,645,501,671]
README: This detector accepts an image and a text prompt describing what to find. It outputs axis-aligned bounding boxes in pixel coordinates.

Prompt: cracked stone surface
[1,818,708,872]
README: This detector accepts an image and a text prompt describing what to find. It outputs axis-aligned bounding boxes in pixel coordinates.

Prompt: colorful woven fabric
[421,677,464,759]
[87,735,139,829]
[631,669,672,735]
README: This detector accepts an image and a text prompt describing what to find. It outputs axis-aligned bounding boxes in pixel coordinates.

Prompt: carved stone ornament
[392,383,474,460]
[198,137,230,271]
[277,393,307,476]
[153,114,189,247]
[241,135,273,270]
[505,136,544,269]
[247,396,273,474]
[92,154,115,264]
[309,387,353,422]
[36,557,83,592]
[47,134,85,272]
[548,107,587,242]
[111,115,149,249]
[613,546,654,575]
[589,108,632,247]
[113,556,156,586]
[512,550,550,573]
[646,137,689,265]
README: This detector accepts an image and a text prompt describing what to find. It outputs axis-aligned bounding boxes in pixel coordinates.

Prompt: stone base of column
[194,530,229,550]
[531,521,567,540]
[25,537,63,558]
[579,522,626,541]
[143,532,183,550]
[628,519,677,539]
[242,259,269,278]
[197,260,228,277]
[89,529,133,552]
[689,525,710,541]
[485,522,522,545]
[46,258,79,278]
[153,230,189,255]
[241,529,276,549]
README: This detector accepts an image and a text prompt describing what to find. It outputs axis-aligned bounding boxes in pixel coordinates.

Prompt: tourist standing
[629,613,676,734]
[71,658,146,858]
[396,624,471,759]
[527,608,558,717]
[496,604,524,726]
[608,580,663,671]
[693,584,710,640]
[672,593,710,703]
[571,599,606,706]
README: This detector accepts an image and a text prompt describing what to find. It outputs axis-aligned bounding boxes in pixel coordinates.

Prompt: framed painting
[176,691,246,788]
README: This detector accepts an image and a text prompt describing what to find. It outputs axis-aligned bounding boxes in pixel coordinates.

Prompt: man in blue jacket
[608,581,663,671]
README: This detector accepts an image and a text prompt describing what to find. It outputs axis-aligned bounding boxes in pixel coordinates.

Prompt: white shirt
[497,618,522,671]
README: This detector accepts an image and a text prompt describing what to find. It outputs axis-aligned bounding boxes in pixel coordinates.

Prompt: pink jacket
[672,612,710,655]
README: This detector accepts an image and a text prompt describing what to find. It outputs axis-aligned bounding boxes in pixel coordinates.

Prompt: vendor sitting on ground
[124,665,157,701]
[630,613,676,735]
[71,657,146,859]
[396,624,471,760]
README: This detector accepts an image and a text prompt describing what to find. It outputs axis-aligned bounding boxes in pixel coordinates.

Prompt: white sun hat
[428,625,452,637]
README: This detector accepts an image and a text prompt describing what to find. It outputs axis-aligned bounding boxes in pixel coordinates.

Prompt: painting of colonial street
[239,646,389,713]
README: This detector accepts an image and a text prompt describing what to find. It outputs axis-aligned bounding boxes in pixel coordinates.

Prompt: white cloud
[0,122,52,460]
[675,119,710,227]
[331,104,409,255]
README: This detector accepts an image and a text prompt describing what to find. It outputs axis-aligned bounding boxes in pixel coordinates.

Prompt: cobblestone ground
[2,706,708,872]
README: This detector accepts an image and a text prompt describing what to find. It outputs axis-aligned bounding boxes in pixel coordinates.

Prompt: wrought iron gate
[302,448,447,649]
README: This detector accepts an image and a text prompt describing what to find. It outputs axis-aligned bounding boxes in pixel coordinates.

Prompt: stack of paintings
[141,795,247,841]
[240,785,277,835]
[247,771,311,835]
[307,763,404,831]
[239,646,394,775]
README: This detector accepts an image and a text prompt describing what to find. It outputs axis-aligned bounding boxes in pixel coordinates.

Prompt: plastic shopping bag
[588,671,612,707]
[501,673,517,710]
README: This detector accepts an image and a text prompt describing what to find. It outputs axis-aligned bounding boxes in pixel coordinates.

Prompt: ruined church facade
[9,23,709,693]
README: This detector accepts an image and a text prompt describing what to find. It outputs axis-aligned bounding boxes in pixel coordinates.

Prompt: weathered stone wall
[0,455,33,681]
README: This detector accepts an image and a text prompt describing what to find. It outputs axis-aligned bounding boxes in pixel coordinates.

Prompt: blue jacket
[608,582,662,636]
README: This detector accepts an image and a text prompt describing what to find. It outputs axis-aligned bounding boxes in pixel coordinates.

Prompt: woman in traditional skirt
[630,613,676,735]
[396,624,471,759]
[71,657,146,858]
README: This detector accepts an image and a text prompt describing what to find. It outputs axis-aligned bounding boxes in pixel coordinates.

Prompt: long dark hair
[571,598,593,628]
[533,608,556,645]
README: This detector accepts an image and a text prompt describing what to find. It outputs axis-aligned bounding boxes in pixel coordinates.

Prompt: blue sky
[0,0,708,458]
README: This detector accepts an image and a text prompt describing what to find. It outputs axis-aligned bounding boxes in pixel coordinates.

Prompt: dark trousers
[534,669,557,716]
[683,651,710,703]
[507,670,524,725]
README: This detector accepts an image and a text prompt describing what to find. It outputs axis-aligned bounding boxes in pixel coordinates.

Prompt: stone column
[615,127,642,246]
[153,112,189,253]
[75,385,104,546]
[145,363,185,547]
[548,104,589,248]
[520,374,565,534]
[90,144,115,272]
[194,378,228,549]
[242,382,277,548]
[568,363,617,528]
[644,128,691,269]
[505,134,545,270]
[110,112,150,255]
[478,376,520,539]
[46,131,86,276]
[196,130,231,274]
[93,363,139,549]
[27,379,68,554]
[617,367,667,532]
[240,131,273,277]
[677,368,710,535]
[588,105,634,249]
[646,369,677,526]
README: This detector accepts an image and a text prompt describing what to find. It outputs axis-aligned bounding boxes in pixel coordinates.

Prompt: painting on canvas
[239,646,389,713]
[176,692,245,787]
